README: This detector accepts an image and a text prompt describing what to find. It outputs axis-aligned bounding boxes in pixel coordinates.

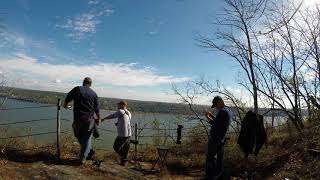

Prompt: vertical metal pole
[265,122,268,148]
[56,99,61,160]
[134,123,138,160]
[27,127,32,146]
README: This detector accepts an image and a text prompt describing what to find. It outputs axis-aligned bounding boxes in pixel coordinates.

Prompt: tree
[197,0,268,113]
[172,78,247,135]
[296,5,320,90]
[255,0,307,131]
[295,4,320,119]
[172,81,210,137]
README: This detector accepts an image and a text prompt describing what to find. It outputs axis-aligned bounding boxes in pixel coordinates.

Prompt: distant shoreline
[1,87,303,117]
[0,87,196,114]
[0,95,188,115]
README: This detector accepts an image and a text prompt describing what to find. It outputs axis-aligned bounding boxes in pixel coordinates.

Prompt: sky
[0,0,315,103]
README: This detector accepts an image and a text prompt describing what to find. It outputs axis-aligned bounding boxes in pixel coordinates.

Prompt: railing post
[134,123,138,160]
[56,99,61,160]
[265,122,268,148]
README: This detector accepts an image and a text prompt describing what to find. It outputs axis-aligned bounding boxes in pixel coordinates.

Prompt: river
[0,98,199,150]
[0,98,286,150]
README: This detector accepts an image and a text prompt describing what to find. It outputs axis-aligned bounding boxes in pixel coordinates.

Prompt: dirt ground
[0,153,203,180]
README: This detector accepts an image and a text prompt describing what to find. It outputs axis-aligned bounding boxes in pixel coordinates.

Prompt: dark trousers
[206,138,224,180]
[113,136,130,161]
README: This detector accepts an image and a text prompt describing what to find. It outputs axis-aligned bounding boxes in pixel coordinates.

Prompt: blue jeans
[205,138,224,180]
[72,115,94,161]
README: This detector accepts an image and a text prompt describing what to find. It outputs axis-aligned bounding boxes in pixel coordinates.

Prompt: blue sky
[0,0,241,102]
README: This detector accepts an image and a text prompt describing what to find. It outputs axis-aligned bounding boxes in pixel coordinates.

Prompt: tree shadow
[1,148,82,166]
[130,160,204,178]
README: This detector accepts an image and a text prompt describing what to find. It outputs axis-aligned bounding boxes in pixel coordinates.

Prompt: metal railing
[1,98,312,163]
[0,99,62,158]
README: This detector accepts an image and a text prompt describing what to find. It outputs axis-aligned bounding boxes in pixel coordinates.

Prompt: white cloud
[57,4,114,40]
[15,36,25,47]
[300,0,319,7]
[88,0,100,5]
[148,31,158,36]
[0,31,26,50]
[0,54,189,102]
[0,54,190,87]
[55,79,61,83]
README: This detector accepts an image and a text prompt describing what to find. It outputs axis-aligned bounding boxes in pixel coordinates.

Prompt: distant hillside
[1,87,304,116]
[0,87,208,114]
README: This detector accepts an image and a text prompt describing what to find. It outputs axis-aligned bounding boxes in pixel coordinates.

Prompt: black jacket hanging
[237,111,267,158]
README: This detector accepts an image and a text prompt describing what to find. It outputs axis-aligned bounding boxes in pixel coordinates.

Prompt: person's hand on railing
[63,104,72,110]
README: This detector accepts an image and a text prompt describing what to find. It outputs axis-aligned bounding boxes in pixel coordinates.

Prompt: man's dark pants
[206,137,224,180]
[113,136,130,161]
[72,114,95,161]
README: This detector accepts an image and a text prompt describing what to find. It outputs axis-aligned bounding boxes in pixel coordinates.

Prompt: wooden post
[56,99,61,160]
[27,127,32,147]
[134,123,138,160]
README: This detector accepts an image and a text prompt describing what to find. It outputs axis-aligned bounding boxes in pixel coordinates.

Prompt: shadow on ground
[0,148,82,166]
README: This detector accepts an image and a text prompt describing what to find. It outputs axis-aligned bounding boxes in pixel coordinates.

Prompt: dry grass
[132,120,320,179]
[1,119,319,179]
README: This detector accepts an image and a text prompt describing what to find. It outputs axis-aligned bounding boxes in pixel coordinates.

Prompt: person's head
[211,96,224,109]
[83,77,92,87]
[117,100,128,110]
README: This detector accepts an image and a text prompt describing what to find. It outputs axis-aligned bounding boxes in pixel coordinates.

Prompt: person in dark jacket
[64,77,100,164]
[237,111,266,158]
[204,96,231,180]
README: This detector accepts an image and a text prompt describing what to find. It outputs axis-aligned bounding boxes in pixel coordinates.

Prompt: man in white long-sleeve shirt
[102,101,131,166]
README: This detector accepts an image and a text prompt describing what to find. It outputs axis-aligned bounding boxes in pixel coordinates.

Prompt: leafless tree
[294,4,320,119]
[0,73,16,108]
[296,5,320,89]
[255,0,306,131]
[172,78,248,135]
[197,0,268,113]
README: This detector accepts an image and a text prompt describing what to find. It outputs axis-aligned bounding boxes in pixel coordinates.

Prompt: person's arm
[64,87,78,108]
[101,110,121,121]
[205,111,215,125]
[94,94,101,125]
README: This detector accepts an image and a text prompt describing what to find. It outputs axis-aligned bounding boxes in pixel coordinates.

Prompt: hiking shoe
[86,149,95,160]
[120,159,126,166]
[120,158,128,166]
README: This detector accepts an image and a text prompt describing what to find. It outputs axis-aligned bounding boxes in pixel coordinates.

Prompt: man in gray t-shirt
[102,100,131,166]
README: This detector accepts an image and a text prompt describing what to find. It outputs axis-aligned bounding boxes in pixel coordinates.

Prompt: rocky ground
[0,152,202,180]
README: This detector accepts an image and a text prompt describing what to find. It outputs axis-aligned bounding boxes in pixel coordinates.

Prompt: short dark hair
[211,96,223,108]
[118,100,128,107]
[83,77,92,86]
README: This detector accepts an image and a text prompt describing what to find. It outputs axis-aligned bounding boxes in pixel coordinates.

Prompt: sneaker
[86,149,95,160]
